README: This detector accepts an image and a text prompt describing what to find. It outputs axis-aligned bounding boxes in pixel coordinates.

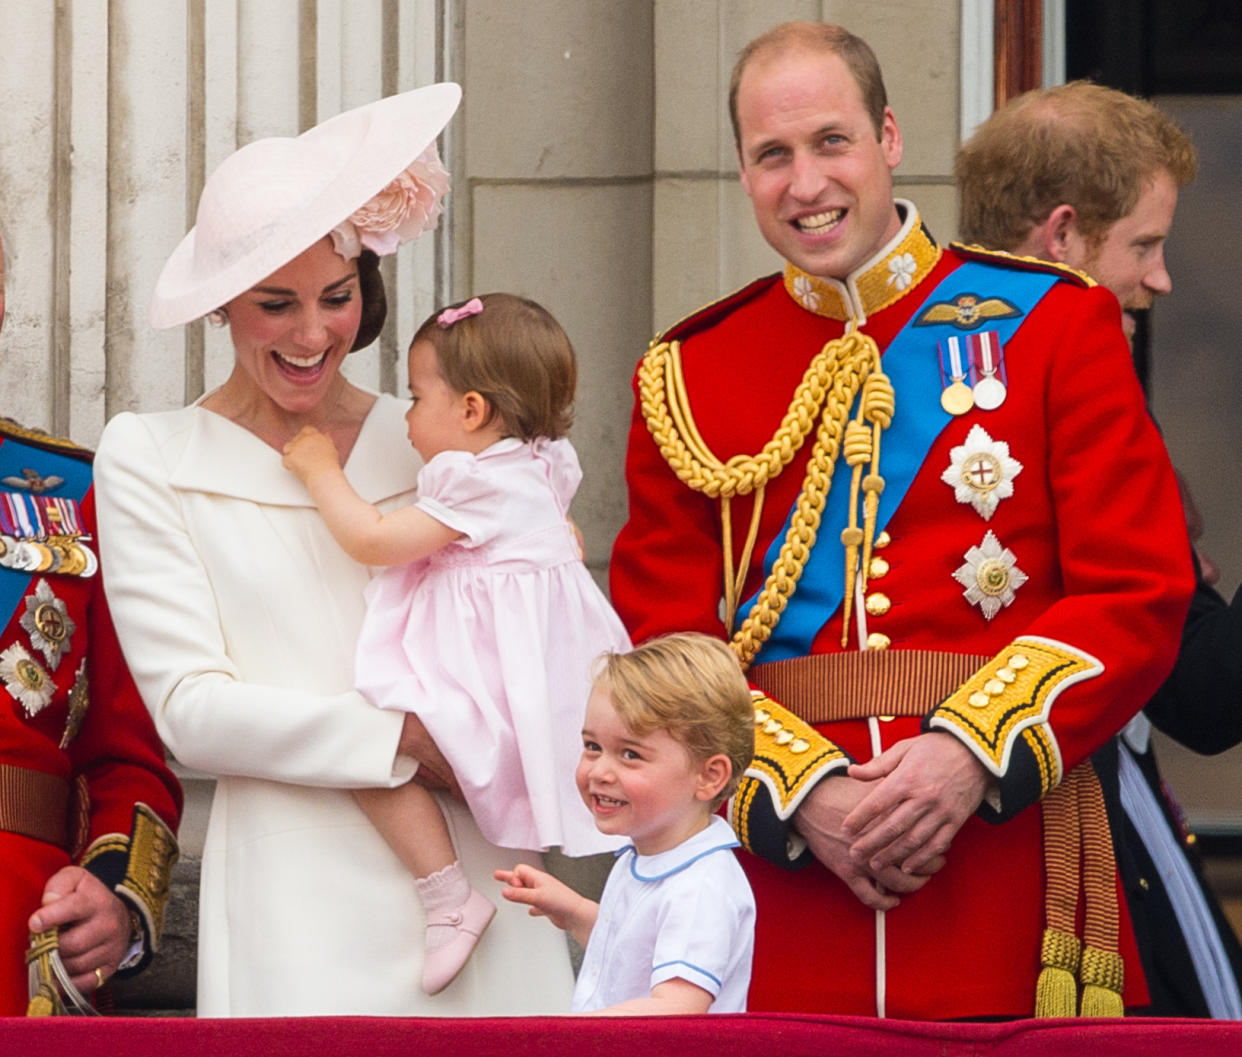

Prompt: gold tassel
[26,929,63,1017]
[1079,945,1125,1018]
[24,926,96,1016]
[1034,926,1081,1018]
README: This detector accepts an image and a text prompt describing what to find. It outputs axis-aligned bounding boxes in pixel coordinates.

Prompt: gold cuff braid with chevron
[927,637,1103,795]
[80,802,179,948]
[733,692,849,848]
[638,331,892,668]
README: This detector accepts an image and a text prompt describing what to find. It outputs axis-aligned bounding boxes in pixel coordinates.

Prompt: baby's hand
[282,426,338,480]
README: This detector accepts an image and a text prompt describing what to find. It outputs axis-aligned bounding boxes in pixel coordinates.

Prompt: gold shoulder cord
[639,330,893,668]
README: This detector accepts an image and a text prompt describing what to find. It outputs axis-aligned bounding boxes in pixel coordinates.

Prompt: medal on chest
[970,330,1008,410]
[0,642,55,716]
[0,492,97,577]
[938,336,975,415]
[940,424,1023,521]
[19,578,77,671]
[953,529,1028,621]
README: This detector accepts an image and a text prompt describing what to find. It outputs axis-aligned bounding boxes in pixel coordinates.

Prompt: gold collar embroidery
[783,200,942,325]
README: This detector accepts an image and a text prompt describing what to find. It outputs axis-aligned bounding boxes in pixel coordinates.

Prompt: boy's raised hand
[494,864,598,948]
[282,425,340,481]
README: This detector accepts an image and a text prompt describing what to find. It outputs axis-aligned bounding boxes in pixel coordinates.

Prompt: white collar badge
[941,424,1023,521]
[953,529,1028,620]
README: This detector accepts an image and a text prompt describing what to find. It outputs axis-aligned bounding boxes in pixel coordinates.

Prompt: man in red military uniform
[0,225,181,1014]
[610,23,1193,1019]
[957,81,1242,1019]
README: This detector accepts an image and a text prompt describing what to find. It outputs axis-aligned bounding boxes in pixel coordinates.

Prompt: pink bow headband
[437,297,484,328]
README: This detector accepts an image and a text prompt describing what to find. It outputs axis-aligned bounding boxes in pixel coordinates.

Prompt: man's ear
[461,390,491,432]
[1041,204,1081,265]
[695,754,733,803]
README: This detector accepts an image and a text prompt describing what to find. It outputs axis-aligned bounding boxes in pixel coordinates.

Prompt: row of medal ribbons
[0,492,97,577]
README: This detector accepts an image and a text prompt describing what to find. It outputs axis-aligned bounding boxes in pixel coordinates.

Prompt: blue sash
[743,261,1060,661]
[0,436,93,621]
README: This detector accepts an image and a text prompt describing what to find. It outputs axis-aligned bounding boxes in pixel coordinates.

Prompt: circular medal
[940,381,975,416]
[30,542,56,573]
[973,375,1007,411]
[79,543,99,578]
[57,544,85,577]
[43,541,66,573]
[12,542,42,572]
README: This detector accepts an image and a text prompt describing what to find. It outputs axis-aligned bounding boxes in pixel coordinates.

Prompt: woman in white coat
[92,84,575,1017]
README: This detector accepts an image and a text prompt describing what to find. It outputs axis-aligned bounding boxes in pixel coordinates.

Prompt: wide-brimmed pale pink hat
[150,81,461,329]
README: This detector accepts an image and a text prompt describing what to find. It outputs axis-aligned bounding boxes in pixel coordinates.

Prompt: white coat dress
[93,395,574,1017]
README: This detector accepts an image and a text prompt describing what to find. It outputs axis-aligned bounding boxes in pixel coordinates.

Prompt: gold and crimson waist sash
[0,764,69,848]
[749,650,992,724]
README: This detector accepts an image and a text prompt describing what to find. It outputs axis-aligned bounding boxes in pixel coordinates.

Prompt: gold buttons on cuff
[1008,653,1029,670]
[754,708,770,725]
[874,531,891,549]
[763,719,782,734]
[865,593,891,617]
[984,678,1005,696]
[789,738,810,754]
[869,556,890,579]
[968,691,990,708]
[866,632,891,650]
[996,667,1016,684]
[774,730,794,745]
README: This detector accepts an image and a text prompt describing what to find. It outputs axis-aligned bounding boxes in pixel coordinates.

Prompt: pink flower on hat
[330,144,450,259]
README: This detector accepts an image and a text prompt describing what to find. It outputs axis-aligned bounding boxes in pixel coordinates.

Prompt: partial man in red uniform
[610,23,1193,1019]
[0,224,181,1014]
[957,81,1242,1019]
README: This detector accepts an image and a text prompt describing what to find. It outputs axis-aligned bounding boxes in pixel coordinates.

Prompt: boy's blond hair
[595,633,754,810]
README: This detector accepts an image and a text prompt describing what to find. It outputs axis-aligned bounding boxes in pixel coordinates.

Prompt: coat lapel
[168,393,421,506]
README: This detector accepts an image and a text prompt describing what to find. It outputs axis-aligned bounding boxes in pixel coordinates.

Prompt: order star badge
[953,529,1028,620]
[0,642,56,717]
[941,424,1023,521]
[20,578,76,671]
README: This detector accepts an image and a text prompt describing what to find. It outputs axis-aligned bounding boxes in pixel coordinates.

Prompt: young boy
[495,632,756,1014]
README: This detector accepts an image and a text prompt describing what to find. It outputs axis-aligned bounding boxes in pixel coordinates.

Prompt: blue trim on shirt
[652,959,722,989]
[627,840,741,882]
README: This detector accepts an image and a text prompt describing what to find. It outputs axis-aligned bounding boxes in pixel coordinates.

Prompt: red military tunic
[0,418,181,1015]
[610,205,1193,1019]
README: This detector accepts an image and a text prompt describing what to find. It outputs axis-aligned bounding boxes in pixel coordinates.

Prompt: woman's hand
[282,426,339,482]
[398,713,462,799]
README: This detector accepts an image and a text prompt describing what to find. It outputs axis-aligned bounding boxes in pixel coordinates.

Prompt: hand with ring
[28,867,131,994]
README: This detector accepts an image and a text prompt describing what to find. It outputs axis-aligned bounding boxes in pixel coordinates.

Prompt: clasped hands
[792,731,991,911]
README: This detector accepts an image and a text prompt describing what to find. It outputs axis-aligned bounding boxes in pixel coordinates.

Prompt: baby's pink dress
[357,436,629,855]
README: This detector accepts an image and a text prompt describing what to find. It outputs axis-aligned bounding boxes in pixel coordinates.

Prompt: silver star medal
[0,642,56,717]
[20,578,76,671]
[940,424,1023,520]
[953,530,1028,620]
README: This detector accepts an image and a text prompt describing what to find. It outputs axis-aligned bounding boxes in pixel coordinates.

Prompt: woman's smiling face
[222,237,362,415]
